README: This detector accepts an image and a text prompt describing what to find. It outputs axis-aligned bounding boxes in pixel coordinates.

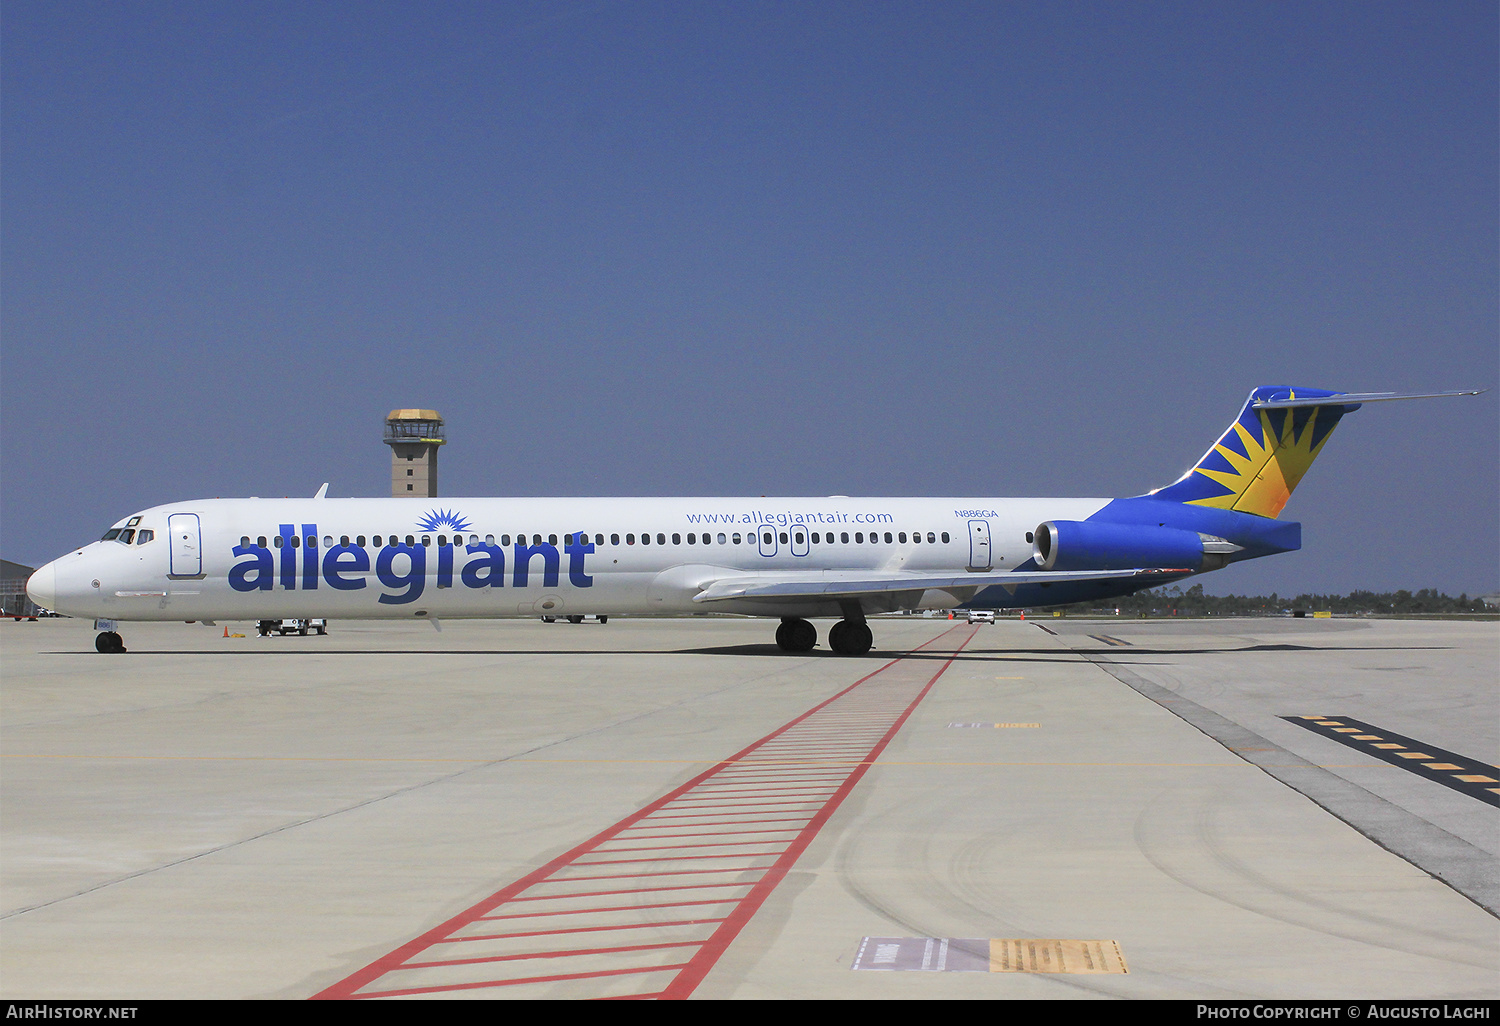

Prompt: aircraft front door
[967,519,992,572]
[168,513,203,578]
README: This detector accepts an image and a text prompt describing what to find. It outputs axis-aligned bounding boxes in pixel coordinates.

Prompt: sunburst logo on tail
[416,508,472,533]
[1150,388,1350,518]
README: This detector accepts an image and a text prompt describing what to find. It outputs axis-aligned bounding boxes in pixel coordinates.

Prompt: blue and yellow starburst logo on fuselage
[416,508,473,533]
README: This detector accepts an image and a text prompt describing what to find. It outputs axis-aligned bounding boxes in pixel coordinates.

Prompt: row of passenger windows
[238,530,953,549]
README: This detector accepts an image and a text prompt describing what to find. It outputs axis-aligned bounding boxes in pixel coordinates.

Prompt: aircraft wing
[691,567,1187,604]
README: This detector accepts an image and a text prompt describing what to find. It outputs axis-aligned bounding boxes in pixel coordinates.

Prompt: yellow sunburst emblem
[1188,407,1337,518]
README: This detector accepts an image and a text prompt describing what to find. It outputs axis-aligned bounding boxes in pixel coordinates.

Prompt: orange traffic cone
[223,626,229,637]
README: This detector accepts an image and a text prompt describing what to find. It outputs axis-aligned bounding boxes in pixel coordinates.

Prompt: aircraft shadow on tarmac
[44,643,1450,660]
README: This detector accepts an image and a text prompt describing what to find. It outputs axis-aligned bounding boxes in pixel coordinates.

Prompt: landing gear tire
[775,618,817,652]
[567,615,584,624]
[598,615,608,624]
[94,631,125,654]
[827,620,872,656]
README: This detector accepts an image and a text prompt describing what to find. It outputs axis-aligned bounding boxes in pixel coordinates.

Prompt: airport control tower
[384,409,445,497]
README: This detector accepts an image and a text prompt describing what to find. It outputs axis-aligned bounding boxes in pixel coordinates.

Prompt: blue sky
[3,1,1495,597]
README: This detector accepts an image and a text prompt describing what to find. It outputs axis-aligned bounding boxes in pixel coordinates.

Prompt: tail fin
[1149,386,1358,519]
[1147,386,1484,518]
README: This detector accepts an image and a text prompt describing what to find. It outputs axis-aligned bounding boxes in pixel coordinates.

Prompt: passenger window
[595,534,604,545]
[275,536,285,547]
[841,532,849,543]
[405,535,415,546]
[357,536,366,547]
[626,534,635,545]
[548,534,557,545]
[240,536,250,547]
[258,536,268,548]
[732,533,742,544]
[717,533,726,544]
[941,532,950,543]
[137,530,154,544]
[927,532,936,543]
[657,533,666,545]
[672,533,681,545]
[291,536,300,548]
[340,536,350,547]
[884,532,892,543]
[421,535,430,547]
[687,533,696,544]
[855,532,863,543]
[899,532,907,543]
[487,535,497,545]
[324,536,334,548]
[779,532,788,544]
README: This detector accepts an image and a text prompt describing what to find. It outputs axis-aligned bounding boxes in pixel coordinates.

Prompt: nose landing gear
[95,631,126,653]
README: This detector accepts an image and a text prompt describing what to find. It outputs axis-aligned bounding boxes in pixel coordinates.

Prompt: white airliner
[26,387,1481,654]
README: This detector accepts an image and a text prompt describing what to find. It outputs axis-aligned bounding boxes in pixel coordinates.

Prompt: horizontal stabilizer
[1251,389,1485,409]
[692,567,1186,604]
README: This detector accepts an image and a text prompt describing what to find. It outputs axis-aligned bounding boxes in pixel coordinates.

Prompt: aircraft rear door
[168,513,203,578]
[967,519,992,572]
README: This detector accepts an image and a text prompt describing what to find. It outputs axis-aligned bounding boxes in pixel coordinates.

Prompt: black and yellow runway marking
[1285,716,1500,807]
[1088,634,1132,647]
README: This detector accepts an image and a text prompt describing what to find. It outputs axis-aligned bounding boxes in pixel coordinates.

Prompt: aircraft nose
[27,562,57,611]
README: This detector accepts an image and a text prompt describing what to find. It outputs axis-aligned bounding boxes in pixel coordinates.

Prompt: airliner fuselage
[33,495,1125,624]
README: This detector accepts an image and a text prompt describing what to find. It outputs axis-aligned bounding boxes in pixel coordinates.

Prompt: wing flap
[691,567,1186,603]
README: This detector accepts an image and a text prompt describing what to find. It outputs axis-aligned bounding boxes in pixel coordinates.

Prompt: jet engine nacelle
[1032,520,1203,572]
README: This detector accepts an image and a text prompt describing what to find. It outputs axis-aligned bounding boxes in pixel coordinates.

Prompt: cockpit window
[102,528,123,541]
[137,530,154,544]
[118,529,135,544]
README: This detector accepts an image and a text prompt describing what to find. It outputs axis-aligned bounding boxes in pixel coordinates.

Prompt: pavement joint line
[3,753,1337,767]
[1062,643,1500,919]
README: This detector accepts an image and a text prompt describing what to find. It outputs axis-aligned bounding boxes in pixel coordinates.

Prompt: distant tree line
[1053,583,1495,616]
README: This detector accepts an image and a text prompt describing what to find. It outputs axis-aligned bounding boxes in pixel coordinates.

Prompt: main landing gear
[774,610,874,656]
[775,617,817,652]
[827,619,873,656]
[95,631,126,653]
